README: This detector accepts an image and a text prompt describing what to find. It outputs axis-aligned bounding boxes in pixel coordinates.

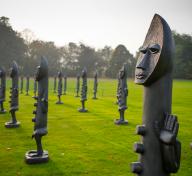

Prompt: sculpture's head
[57,71,62,78]
[135,14,174,86]
[10,61,19,78]
[35,56,48,81]
[119,63,128,79]
[0,67,5,78]
[82,67,87,78]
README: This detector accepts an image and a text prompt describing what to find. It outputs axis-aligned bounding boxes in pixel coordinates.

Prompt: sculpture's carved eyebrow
[139,46,147,54]
[149,44,161,54]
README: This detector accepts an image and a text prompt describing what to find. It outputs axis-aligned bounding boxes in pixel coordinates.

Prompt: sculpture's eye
[149,44,160,54]
[139,47,147,54]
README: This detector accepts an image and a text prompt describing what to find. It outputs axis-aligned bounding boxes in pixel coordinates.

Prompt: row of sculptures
[0,14,187,175]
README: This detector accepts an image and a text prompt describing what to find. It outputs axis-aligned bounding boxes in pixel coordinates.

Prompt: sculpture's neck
[143,73,172,124]
[12,76,18,88]
[38,78,48,100]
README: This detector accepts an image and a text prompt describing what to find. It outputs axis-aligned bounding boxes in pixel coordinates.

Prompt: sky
[0,0,191,54]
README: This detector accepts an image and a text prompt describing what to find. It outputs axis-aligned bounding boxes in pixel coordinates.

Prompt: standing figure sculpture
[56,71,63,104]
[53,76,57,93]
[92,71,98,99]
[25,56,49,164]
[5,61,20,128]
[0,67,6,113]
[26,76,30,96]
[20,76,23,94]
[78,68,88,112]
[114,63,128,125]
[63,75,67,95]
[131,14,181,176]
[33,78,37,98]
[116,75,120,104]
[75,74,80,97]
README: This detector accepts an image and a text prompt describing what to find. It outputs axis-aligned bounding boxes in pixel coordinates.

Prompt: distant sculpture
[25,56,49,164]
[53,76,57,93]
[131,14,181,176]
[20,76,23,94]
[63,75,67,95]
[33,78,37,98]
[78,68,88,112]
[56,71,63,104]
[92,71,98,99]
[116,75,120,104]
[0,67,6,113]
[26,76,30,95]
[75,74,80,97]
[5,61,20,128]
[114,63,128,125]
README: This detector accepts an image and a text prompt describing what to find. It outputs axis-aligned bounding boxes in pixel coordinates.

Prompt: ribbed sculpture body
[56,71,63,104]
[114,63,128,125]
[92,71,98,99]
[78,67,88,112]
[53,76,57,93]
[116,76,120,104]
[75,74,80,97]
[26,76,29,95]
[63,75,67,95]
[5,61,20,128]
[0,67,6,113]
[20,76,23,94]
[131,14,181,176]
[25,56,49,164]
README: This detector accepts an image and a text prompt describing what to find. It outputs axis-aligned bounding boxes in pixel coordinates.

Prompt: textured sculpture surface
[20,76,23,94]
[78,68,88,112]
[5,61,20,128]
[53,76,57,93]
[75,74,80,97]
[56,71,63,104]
[25,56,49,164]
[92,71,98,99]
[0,67,6,113]
[114,63,128,125]
[131,14,181,176]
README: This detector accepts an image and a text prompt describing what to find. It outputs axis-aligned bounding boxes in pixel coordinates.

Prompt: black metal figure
[92,71,98,99]
[131,14,181,176]
[78,67,88,112]
[25,56,49,164]
[0,67,6,113]
[53,76,57,93]
[75,74,80,97]
[116,75,120,105]
[114,63,128,125]
[32,78,37,98]
[63,75,67,95]
[26,76,30,95]
[5,61,20,128]
[20,76,23,94]
[56,71,63,104]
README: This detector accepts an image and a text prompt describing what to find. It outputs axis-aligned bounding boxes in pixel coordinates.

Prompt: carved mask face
[10,61,18,78]
[135,14,174,86]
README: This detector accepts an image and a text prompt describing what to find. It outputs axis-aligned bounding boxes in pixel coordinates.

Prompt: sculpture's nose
[136,52,150,70]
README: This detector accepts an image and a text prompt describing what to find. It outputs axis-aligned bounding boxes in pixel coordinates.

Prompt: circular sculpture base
[5,121,20,128]
[32,96,38,99]
[0,110,6,114]
[78,108,88,112]
[25,150,49,164]
[114,119,128,125]
[56,101,63,104]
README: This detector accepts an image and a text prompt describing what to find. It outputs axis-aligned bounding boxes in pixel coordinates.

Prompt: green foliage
[0,78,191,176]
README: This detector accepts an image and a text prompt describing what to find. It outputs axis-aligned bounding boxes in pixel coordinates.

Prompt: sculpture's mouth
[135,72,147,79]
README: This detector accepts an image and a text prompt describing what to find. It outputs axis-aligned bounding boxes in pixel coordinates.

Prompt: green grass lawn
[0,78,191,176]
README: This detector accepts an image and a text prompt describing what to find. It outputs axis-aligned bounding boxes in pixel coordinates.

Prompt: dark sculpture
[116,75,120,104]
[131,14,181,176]
[53,76,57,93]
[75,74,80,97]
[25,56,49,164]
[5,61,20,128]
[63,75,67,95]
[20,76,23,94]
[78,67,88,112]
[33,78,37,98]
[56,71,63,104]
[114,63,128,125]
[26,76,30,95]
[0,67,6,113]
[92,71,98,99]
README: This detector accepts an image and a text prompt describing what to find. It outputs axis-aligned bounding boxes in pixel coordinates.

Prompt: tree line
[0,16,191,79]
